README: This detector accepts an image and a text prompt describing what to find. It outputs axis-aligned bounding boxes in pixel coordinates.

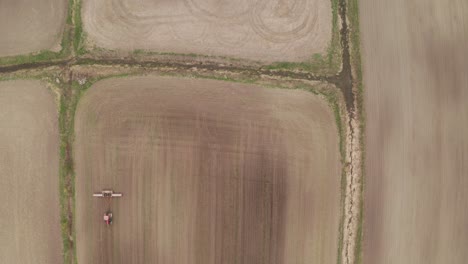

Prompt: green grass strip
[348,0,365,262]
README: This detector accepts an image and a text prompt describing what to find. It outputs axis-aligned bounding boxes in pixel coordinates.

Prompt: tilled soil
[75,76,342,264]
[82,0,331,62]
[0,0,67,57]
[361,0,468,263]
[0,80,61,264]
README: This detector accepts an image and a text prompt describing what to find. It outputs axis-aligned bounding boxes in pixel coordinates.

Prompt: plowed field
[82,0,331,62]
[0,0,67,57]
[75,76,341,264]
[0,80,61,263]
[361,0,468,263]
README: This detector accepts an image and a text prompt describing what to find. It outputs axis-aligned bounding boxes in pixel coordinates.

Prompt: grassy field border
[0,0,75,66]
[58,81,74,264]
[73,0,86,55]
[58,77,85,264]
[347,0,365,262]
[312,86,347,264]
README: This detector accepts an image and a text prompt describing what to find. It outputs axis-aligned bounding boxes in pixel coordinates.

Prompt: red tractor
[93,189,122,226]
[103,211,113,225]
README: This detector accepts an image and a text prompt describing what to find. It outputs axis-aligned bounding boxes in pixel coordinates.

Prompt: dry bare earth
[82,0,331,62]
[0,0,67,57]
[361,0,468,263]
[0,80,61,264]
[75,76,341,264]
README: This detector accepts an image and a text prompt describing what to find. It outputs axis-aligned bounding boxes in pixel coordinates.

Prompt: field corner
[0,0,75,67]
[265,0,342,76]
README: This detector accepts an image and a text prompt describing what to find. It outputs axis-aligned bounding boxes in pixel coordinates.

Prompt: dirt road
[75,76,342,264]
[0,0,67,57]
[82,0,331,62]
[360,0,468,263]
[0,80,61,263]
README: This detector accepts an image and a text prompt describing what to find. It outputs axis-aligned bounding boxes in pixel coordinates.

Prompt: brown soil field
[0,0,67,57]
[361,0,468,263]
[75,76,342,264]
[0,80,61,263]
[82,0,331,62]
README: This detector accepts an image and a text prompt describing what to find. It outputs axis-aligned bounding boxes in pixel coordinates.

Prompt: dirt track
[0,0,67,57]
[75,76,341,264]
[82,0,331,62]
[0,80,61,263]
[361,0,468,263]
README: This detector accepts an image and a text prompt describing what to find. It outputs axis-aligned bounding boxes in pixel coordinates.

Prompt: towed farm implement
[93,189,123,226]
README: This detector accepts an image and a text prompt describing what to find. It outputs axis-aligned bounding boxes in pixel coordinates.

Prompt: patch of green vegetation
[348,0,365,262]
[133,49,199,58]
[186,73,259,85]
[0,51,61,66]
[319,90,346,160]
[58,99,71,264]
[130,49,249,65]
[66,0,74,25]
[58,80,79,264]
[0,71,56,83]
[0,74,24,82]
[73,0,87,55]
[265,0,341,75]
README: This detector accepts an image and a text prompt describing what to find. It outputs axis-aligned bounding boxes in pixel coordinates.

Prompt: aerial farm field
[0,0,67,57]
[1,0,467,263]
[361,0,468,263]
[75,76,342,264]
[0,80,61,263]
[0,0,364,263]
[81,0,332,62]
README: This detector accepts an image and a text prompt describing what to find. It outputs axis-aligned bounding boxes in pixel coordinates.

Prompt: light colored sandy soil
[360,0,468,263]
[0,0,67,57]
[82,0,331,62]
[0,80,61,264]
[75,76,342,264]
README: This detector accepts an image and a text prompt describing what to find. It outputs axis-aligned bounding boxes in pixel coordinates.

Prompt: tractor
[93,189,122,226]
[103,211,113,225]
